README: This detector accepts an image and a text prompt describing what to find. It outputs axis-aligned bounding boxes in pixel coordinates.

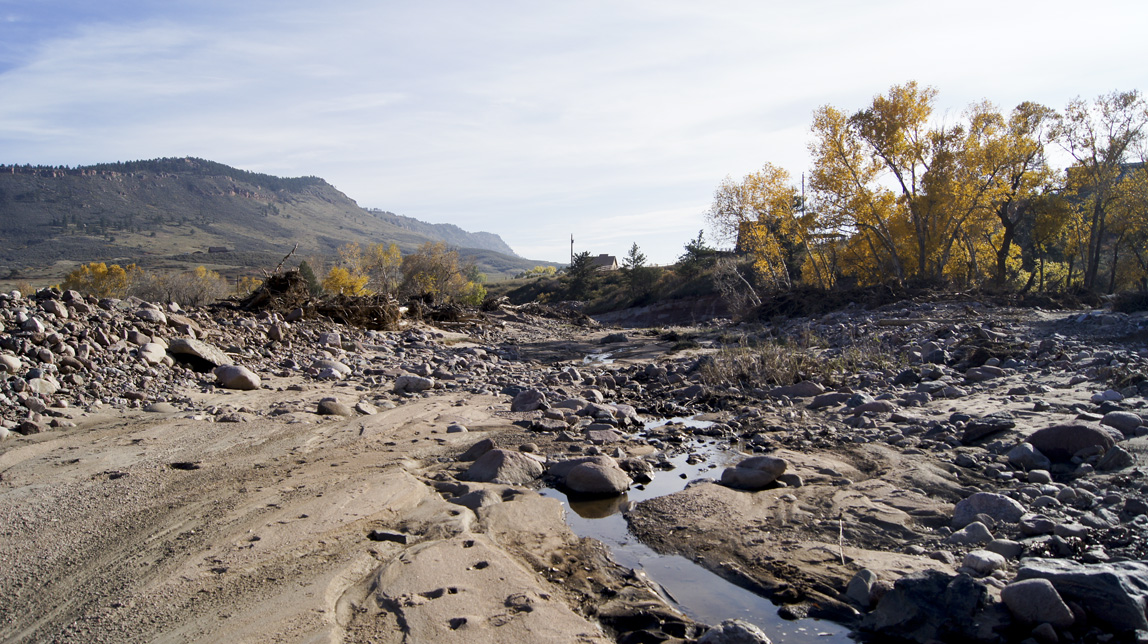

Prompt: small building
[207,246,230,253]
[591,254,619,271]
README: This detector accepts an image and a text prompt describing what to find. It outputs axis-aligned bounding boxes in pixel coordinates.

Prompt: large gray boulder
[861,570,994,643]
[1017,558,1148,632]
[213,365,261,390]
[1006,442,1051,471]
[1000,578,1074,628]
[511,388,549,412]
[698,619,772,644]
[1027,424,1116,462]
[546,455,619,481]
[393,375,434,394]
[1100,410,1144,436]
[951,492,1026,529]
[564,462,631,497]
[462,449,543,485]
[168,338,232,369]
[720,455,788,490]
[0,354,22,373]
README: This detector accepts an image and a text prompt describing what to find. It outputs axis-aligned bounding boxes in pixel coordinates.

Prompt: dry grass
[698,330,903,388]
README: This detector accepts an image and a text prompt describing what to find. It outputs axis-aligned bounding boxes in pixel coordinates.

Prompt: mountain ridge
[0,157,540,281]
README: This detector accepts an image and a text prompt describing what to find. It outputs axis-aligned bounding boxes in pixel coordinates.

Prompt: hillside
[0,157,542,282]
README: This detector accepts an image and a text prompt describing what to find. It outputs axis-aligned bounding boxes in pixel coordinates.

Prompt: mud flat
[2,287,1148,643]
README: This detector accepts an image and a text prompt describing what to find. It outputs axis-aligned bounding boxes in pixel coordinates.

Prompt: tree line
[707,84,1148,294]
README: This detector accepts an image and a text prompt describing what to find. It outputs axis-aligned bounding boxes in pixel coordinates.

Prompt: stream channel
[540,417,856,643]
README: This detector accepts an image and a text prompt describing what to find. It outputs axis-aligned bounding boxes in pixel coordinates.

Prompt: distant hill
[0,157,546,282]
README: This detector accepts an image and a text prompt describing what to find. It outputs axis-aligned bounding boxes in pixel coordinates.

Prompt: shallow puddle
[542,419,856,643]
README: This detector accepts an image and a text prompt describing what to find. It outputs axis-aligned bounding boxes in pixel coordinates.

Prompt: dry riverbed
[1,288,1147,643]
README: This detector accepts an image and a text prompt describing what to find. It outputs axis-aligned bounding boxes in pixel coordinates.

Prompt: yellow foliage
[61,262,138,297]
[236,275,263,295]
[363,242,403,295]
[322,266,369,295]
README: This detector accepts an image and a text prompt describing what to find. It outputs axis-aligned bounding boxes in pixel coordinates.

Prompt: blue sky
[2,1,1146,265]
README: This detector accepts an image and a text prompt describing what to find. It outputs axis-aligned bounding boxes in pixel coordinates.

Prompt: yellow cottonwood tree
[61,262,139,298]
[706,163,833,288]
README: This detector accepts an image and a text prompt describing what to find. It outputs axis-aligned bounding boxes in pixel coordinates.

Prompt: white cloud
[1,0,1146,265]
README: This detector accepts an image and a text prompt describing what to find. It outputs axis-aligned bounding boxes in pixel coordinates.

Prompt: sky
[1,1,1146,265]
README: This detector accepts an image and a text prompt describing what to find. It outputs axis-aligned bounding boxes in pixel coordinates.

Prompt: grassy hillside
[0,157,548,285]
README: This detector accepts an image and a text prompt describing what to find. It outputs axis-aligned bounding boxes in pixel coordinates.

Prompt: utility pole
[570,234,574,265]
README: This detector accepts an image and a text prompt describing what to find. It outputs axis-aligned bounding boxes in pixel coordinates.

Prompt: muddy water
[542,420,855,643]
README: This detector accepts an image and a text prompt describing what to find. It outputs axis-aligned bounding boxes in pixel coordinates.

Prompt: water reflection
[541,433,856,644]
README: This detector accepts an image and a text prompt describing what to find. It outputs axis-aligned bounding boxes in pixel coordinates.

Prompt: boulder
[312,359,351,378]
[316,399,355,416]
[1100,410,1144,436]
[808,391,851,410]
[1017,558,1148,632]
[134,307,167,325]
[1006,443,1051,471]
[462,449,543,485]
[1000,578,1074,627]
[213,365,261,390]
[138,342,167,365]
[459,438,496,461]
[1097,445,1134,471]
[845,569,879,608]
[0,354,22,373]
[862,570,992,644]
[564,462,631,497]
[951,492,1026,529]
[1026,424,1116,463]
[26,377,59,396]
[961,416,1016,443]
[393,375,434,394]
[546,455,619,481]
[948,521,993,545]
[168,338,232,369]
[698,619,773,644]
[511,388,549,412]
[961,550,1006,576]
[720,455,787,490]
[769,381,824,398]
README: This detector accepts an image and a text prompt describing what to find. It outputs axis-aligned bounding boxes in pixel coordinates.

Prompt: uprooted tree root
[237,269,403,330]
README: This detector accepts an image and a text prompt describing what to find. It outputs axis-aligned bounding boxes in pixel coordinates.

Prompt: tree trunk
[1084,199,1104,290]
[1108,239,1121,294]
